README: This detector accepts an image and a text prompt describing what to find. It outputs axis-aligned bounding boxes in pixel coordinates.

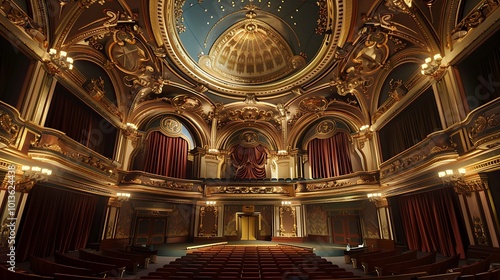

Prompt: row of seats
[142,245,354,280]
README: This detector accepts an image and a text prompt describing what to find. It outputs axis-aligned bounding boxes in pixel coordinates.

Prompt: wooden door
[134,217,167,245]
[331,215,362,245]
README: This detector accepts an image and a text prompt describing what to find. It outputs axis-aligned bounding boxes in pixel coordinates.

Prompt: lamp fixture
[421,54,446,79]
[207,148,219,154]
[277,150,288,156]
[116,192,131,201]
[359,125,370,131]
[21,165,52,182]
[367,193,382,202]
[45,48,73,75]
[438,168,466,183]
[206,201,217,205]
[281,201,292,205]
[437,168,472,195]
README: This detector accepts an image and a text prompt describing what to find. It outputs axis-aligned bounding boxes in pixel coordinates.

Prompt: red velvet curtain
[143,131,188,178]
[308,131,353,179]
[16,185,101,261]
[230,144,267,179]
[45,84,117,158]
[378,88,442,161]
[398,187,466,259]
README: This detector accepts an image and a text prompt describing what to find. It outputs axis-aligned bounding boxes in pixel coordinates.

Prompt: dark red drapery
[143,131,188,178]
[16,185,101,261]
[44,84,117,158]
[398,187,466,259]
[230,144,267,179]
[308,131,353,179]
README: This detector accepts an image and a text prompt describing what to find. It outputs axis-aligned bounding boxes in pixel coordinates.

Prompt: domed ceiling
[155,0,347,99]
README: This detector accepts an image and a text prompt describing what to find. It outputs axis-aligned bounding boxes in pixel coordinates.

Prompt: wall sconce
[277,150,288,156]
[438,168,472,195]
[359,125,370,131]
[367,193,383,202]
[281,201,292,205]
[116,192,131,201]
[207,148,219,155]
[438,168,466,184]
[206,201,217,205]
[21,165,52,182]
[47,48,74,70]
[421,54,446,79]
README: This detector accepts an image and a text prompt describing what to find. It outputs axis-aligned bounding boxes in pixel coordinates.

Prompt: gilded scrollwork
[299,97,328,113]
[215,106,282,130]
[171,95,202,113]
[0,1,48,47]
[0,111,19,146]
[31,139,113,173]
[279,206,297,237]
[469,114,498,139]
[473,216,488,246]
[144,180,197,191]
[306,180,352,191]
[208,186,290,195]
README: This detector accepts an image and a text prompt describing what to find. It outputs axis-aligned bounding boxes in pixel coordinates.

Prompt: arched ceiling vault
[7,0,466,151]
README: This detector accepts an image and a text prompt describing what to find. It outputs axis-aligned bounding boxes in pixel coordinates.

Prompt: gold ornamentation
[473,216,488,246]
[469,114,498,138]
[388,79,407,101]
[160,117,182,135]
[315,0,329,35]
[144,180,197,191]
[0,111,19,147]
[299,97,328,113]
[316,120,336,134]
[208,186,290,195]
[200,18,300,84]
[85,77,105,101]
[279,206,296,237]
[198,205,218,237]
[171,95,202,112]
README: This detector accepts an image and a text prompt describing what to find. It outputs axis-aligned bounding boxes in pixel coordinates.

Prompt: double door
[134,217,167,246]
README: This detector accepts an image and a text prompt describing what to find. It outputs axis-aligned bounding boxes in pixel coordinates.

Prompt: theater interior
[0,0,499,279]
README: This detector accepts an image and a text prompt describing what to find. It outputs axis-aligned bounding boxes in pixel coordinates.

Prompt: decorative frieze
[206,186,292,196]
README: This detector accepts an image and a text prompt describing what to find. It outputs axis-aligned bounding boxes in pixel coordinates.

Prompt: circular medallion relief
[160,117,182,135]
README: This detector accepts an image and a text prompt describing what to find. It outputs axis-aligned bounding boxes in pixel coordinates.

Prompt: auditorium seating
[29,256,95,277]
[102,249,150,268]
[400,254,460,275]
[146,244,354,280]
[53,251,121,278]
[450,255,491,276]
[417,272,461,280]
[0,264,52,280]
[376,251,437,276]
[78,249,139,274]
[362,250,418,274]
[351,248,401,269]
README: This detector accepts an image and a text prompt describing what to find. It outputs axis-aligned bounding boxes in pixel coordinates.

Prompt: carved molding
[0,110,20,147]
